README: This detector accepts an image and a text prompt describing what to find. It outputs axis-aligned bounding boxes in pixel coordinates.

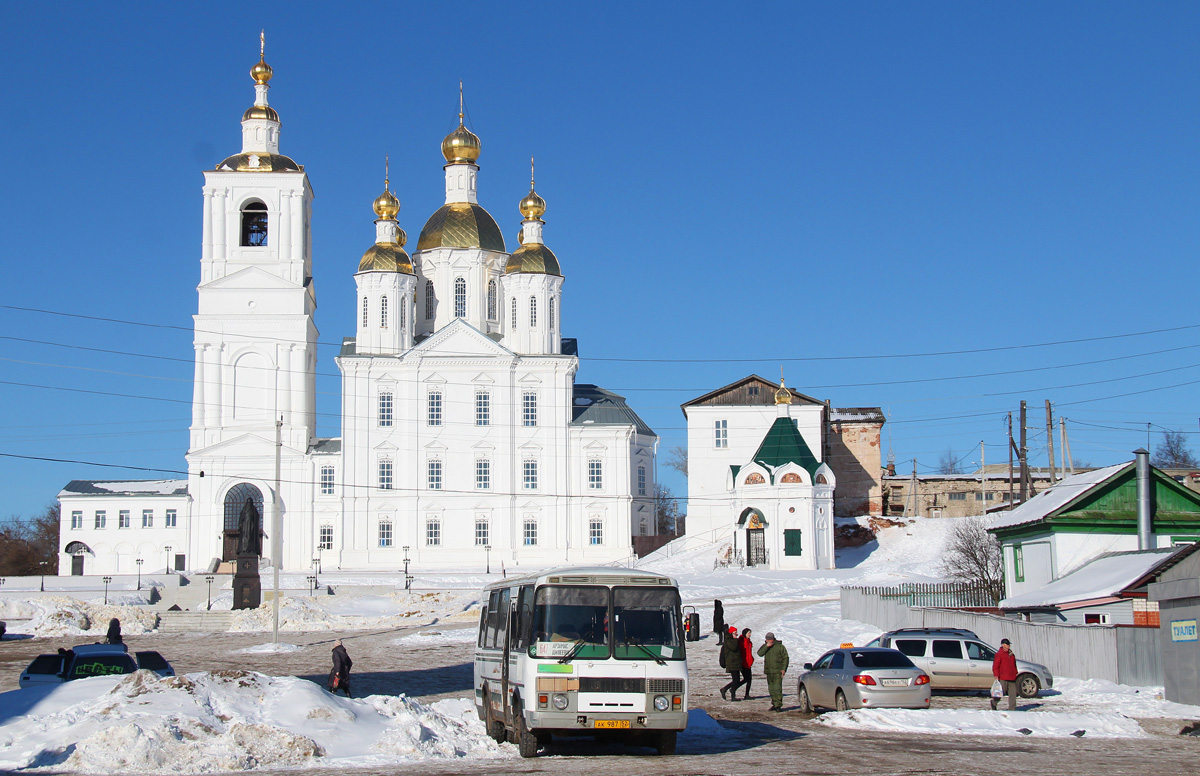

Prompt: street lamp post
[164,546,172,575]
[205,576,215,610]
[402,546,412,591]
[135,558,143,590]
[485,544,491,574]
[39,561,48,592]
[307,575,316,596]
[102,576,112,605]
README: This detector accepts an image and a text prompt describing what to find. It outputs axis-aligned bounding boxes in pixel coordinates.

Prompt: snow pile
[0,671,511,773]
[16,597,158,638]
[814,707,1148,738]
[236,642,305,654]
[393,629,479,645]
[228,591,481,634]
[1051,678,1200,720]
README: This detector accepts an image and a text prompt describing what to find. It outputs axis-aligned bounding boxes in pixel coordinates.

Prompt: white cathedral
[57,49,658,576]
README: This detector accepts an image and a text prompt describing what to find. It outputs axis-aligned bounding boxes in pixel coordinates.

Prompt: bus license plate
[594,720,630,729]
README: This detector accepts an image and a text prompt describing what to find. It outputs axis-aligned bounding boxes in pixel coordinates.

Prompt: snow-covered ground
[1,515,1197,772]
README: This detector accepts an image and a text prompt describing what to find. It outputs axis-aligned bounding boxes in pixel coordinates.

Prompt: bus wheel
[516,712,539,758]
[654,730,677,756]
[483,692,505,744]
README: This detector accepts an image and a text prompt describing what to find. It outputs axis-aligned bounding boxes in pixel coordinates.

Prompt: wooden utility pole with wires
[1019,401,1029,504]
[1008,412,1015,506]
[1061,417,1074,476]
[1045,399,1057,483]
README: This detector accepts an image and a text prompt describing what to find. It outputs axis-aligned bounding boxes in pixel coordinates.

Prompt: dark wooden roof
[681,375,822,416]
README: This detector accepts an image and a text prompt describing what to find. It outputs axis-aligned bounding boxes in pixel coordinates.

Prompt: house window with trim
[589,517,603,545]
[529,296,537,327]
[379,392,393,427]
[425,280,435,319]
[454,277,467,318]
[715,419,728,448]
[142,509,153,528]
[1013,544,1025,583]
[487,279,497,320]
[165,509,177,528]
[361,297,369,328]
[426,517,442,546]
[427,390,442,426]
[475,458,491,490]
[428,459,443,490]
[240,201,269,246]
[475,518,489,546]
[380,295,389,328]
[95,510,106,529]
[319,524,333,550]
[71,511,82,529]
[523,459,538,490]
[378,459,393,490]
[118,510,130,529]
[588,459,603,489]
[475,390,490,426]
[523,391,537,427]
[949,492,967,501]
[320,466,335,495]
[523,518,538,546]
[511,297,517,329]
[378,520,393,548]
[637,465,647,496]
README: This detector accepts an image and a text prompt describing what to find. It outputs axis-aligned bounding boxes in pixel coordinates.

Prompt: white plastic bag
[990,679,1003,699]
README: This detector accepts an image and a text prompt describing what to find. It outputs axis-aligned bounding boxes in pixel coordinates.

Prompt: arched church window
[745,473,765,485]
[454,277,467,318]
[240,201,269,247]
[361,297,368,328]
[487,279,497,320]
[380,295,389,329]
[529,296,537,327]
[781,472,803,484]
[511,297,517,330]
[425,280,435,319]
[400,299,406,334]
[815,473,828,484]
[223,483,264,532]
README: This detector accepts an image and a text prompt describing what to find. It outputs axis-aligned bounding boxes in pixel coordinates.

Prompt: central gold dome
[441,122,481,164]
[417,202,505,252]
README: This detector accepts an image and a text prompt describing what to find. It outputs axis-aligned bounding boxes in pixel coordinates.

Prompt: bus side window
[513,585,533,651]
[493,588,511,649]
[486,590,502,648]
[478,605,489,648]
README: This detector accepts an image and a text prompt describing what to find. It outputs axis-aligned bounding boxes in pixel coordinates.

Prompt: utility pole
[905,460,919,518]
[272,416,282,646]
[1061,417,1074,476]
[1008,412,1015,507]
[1045,400,1057,483]
[980,440,986,512]
[1019,401,1028,504]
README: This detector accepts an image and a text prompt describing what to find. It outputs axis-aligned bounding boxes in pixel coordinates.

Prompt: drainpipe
[1134,448,1153,550]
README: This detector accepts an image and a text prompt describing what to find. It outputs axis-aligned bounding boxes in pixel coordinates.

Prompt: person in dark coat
[713,599,725,635]
[739,628,755,700]
[329,639,353,697]
[105,618,122,645]
[719,626,745,700]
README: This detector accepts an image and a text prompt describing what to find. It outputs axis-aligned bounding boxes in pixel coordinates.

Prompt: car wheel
[797,684,813,714]
[835,690,849,712]
[1017,673,1040,698]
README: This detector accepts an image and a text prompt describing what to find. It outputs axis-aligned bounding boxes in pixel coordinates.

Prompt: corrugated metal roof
[751,416,820,476]
[988,462,1130,531]
[572,384,655,437]
[60,480,188,497]
[310,438,342,454]
[830,407,886,423]
[999,546,1184,609]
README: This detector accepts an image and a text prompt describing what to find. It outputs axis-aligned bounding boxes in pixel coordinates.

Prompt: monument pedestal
[232,553,261,610]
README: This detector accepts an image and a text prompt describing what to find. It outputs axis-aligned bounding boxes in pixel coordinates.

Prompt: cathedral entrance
[737,508,768,567]
[223,483,264,562]
[65,541,92,575]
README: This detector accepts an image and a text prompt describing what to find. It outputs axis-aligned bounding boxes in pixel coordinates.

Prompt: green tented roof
[752,416,820,476]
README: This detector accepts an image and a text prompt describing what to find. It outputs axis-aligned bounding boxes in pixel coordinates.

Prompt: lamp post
[102,576,112,605]
[135,558,143,590]
[205,575,215,610]
[39,561,48,592]
[485,544,491,574]
[307,575,316,596]
[164,546,172,575]
[402,546,412,591]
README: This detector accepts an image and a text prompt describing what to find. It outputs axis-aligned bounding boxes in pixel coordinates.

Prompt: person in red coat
[991,638,1018,710]
[738,628,755,700]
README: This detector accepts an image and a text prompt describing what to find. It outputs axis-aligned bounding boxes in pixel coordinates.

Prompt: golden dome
[242,104,280,122]
[251,56,273,85]
[441,121,481,164]
[519,189,546,220]
[359,243,414,274]
[216,152,301,172]
[775,378,793,405]
[505,243,561,275]
[417,203,505,252]
[373,188,400,219]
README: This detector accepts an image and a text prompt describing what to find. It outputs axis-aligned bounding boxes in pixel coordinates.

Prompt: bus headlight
[552,693,569,710]
[653,695,670,712]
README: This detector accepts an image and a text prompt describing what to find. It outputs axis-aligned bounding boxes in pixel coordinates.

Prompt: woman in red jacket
[739,628,754,701]
[991,638,1018,710]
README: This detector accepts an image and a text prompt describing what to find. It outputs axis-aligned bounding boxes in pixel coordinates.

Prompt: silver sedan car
[797,647,931,712]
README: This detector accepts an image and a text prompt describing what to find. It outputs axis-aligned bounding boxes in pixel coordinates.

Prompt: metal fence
[841,587,1163,687]
[847,582,998,609]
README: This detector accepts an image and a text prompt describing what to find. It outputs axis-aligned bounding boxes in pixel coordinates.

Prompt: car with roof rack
[862,628,1051,697]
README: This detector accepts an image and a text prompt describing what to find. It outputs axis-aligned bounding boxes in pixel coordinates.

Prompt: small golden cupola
[217,32,300,172]
[775,377,793,405]
[359,159,413,274]
[441,83,482,165]
[506,157,561,275]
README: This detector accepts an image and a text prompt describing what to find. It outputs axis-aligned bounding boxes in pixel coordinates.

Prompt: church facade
[58,50,657,576]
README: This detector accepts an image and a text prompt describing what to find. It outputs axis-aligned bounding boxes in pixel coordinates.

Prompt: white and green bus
[474,566,688,757]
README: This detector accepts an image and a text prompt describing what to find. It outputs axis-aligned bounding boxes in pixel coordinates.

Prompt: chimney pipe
[1134,448,1153,550]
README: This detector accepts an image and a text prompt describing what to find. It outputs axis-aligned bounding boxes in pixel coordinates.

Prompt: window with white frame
[589,517,603,545]
[425,280,435,319]
[361,296,369,328]
[475,390,490,426]
[142,509,153,528]
[380,295,389,328]
[428,390,442,426]
[529,296,537,327]
[428,459,443,490]
[637,465,647,496]
[511,297,517,329]
[320,466,335,495]
[523,458,538,490]
[400,300,406,334]
[549,296,555,331]
[379,459,393,490]
[118,510,130,529]
[523,518,538,546]
[379,392,393,427]
[95,510,106,529]
[319,524,333,550]
[426,517,442,546]
[454,277,467,318]
[71,511,82,529]
[475,458,491,489]
[487,279,497,320]
[588,459,603,489]
[165,509,177,528]
[714,419,728,448]
[379,520,393,547]
[523,391,537,427]
[475,518,489,546]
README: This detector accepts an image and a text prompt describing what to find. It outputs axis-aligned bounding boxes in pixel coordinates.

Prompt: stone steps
[155,610,235,633]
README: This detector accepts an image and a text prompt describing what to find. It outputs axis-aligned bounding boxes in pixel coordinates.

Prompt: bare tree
[937,448,964,475]
[940,517,1004,604]
[653,482,682,536]
[663,445,688,478]
[0,502,60,576]
[1152,430,1198,468]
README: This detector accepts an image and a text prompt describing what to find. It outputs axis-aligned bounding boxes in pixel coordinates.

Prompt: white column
[213,191,227,261]
[193,344,207,427]
[280,343,293,424]
[291,193,303,265]
[280,192,292,267]
[217,344,228,427]
[202,191,213,262]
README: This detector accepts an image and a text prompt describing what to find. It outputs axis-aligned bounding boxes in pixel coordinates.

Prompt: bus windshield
[531,585,609,659]
[613,586,683,661]
[528,584,684,661]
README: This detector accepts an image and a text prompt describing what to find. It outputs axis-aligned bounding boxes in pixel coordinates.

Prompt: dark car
[19,643,175,688]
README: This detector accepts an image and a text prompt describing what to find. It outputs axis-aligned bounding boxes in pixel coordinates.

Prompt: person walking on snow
[105,618,122,645]
[719,626,745,701]
[757,632,790,711]
[738,628,755,700]
[991,637,1018,710]
[329,639,353,697]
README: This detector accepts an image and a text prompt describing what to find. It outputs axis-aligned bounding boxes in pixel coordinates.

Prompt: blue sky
[1,2,1198,519]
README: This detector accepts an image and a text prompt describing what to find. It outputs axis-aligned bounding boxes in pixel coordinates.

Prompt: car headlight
[653,695,670,712]
[552,693,569,710]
